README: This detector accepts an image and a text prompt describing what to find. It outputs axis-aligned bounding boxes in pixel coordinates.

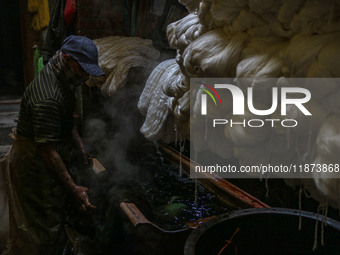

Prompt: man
[5,35,105,254]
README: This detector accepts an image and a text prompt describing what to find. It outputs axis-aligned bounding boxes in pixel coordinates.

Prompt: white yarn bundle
[94,36,160,96]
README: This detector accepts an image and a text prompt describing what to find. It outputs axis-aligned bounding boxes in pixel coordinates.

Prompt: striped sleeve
[32,99,62,143]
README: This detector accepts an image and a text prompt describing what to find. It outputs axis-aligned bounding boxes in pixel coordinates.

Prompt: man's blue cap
[61,35,105,77]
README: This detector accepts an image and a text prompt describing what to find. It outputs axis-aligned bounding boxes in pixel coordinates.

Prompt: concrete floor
[0,102,19,157]
[0,101,18,253]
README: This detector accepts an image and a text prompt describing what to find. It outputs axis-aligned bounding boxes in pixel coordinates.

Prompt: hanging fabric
[28,0,39,12]
[41,0,73,64]
[31,0,50,31]
[64,0,77,27]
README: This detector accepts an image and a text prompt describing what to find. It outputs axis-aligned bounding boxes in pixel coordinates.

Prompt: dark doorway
[0,0,24,98]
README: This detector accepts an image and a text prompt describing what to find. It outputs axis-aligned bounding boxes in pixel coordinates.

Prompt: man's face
[65,55,90,81]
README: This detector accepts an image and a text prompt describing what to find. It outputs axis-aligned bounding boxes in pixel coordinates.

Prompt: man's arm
[39,143,95,211]
[72,125,92,164]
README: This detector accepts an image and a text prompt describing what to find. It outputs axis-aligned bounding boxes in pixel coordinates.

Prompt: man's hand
[71,185,96,211]
[39,143,95,212]
[72,125,92,166]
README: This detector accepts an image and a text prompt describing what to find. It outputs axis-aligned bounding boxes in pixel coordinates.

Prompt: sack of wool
[178,23,208,53]
[140,82,175,143]
[225,111,270,147]
[161,62,187,98]
[284,33,340,77]
[167,18,183,50]
[198,0,213,28]
[242,36,287,58]
[277,0,305,29]
[237,8,267,29]
[176,16,209,53]
[236,56,284,85]
[163,71,189,99]
[103,56,158,96]
[179,0,201,13]
[318,18,340,34]
[183,30,247,77]
[96,37,148,73]
[285,99,329,136]
[246,25,272,37]
[290,0,339,35]
[249,0,280,14]
[167,14,200,51]
[228,9,267,34]
[312,155,340,209]
[138,59,176,116]
[318,38,340,77]
[94,36,124,56]
[95,37,158,69]
[210,0,244,26]
[176,51,195,78]
[94,36,160,96]
[173,14,200,51]
[270,21,293,38]
[100,72,114,96]
[183,29,230,76]
[236,40,286,103]
[169,90,191,121]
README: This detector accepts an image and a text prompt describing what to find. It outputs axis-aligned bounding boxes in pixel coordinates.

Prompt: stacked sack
[93,36,160,96]
[138,0,340,209]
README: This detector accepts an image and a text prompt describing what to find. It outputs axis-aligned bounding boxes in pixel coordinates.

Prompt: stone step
[0,145,11,158]
[0,112,18,129]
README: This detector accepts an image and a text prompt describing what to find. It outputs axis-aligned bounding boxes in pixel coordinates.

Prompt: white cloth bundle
[198,0,214,28]
[139,77,173,142]
[94,36,160,96]
[183,30,249,77]
[248,0,279,15]
[277,0,305,28]
[169,90,191,121]
[161,61,187,98]
[138,59,176,116]
[167,14,207,53]
[317,39,340,77]
[290,0,340,35]
[210,0,244,26]
[284,33,340,77]
[285,99,329,136]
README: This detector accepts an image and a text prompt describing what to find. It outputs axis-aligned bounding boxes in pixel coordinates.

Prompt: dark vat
[185,208,340,255]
